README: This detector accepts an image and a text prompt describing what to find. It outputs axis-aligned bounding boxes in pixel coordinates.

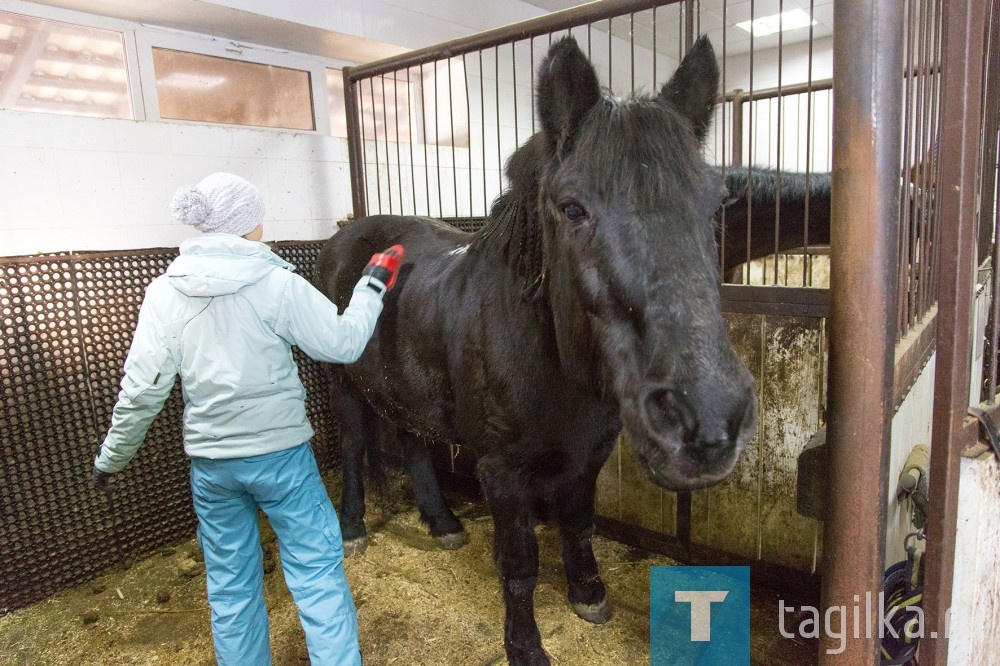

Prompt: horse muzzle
[631,380,758,491]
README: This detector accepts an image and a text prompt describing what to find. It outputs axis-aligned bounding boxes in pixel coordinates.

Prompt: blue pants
[190,443,361,666]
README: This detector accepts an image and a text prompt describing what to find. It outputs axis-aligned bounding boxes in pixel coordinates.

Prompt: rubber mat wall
[0,241,336,614]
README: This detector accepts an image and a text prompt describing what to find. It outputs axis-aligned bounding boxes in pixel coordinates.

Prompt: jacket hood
[166,234,294,297]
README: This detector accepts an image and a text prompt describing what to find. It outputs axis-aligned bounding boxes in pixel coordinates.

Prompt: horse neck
[471,189,546,298]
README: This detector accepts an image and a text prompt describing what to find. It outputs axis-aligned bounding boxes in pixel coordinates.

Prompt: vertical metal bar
[746,0,755,281]
[774,2,784,285]
[929,0,944,294]
[448,57,458,219]
[984,0,1000,400]
[530,39,536,135]
[719,0,727,276]
[684,0,694,53]
[392,72,403,215]
[464,54,474,221]
[380,75,392,215]
[479,51,487,216]
[342,69,367,219]
[922,0,989,659]
[926,0,945,305]
[819,0,904,661]
[732,95,744,167]
[495,46,503,198]
[804,0,815,286]
[913,0,930,323]
[513,44,520,149]
[369,78,384,215]
[434,60,443,218]
[421,63,430,217]
[899,0,917,338]
[407,67,417,215]
[630,13,635,93]
[608,17,613,90]
[652,7,657,85]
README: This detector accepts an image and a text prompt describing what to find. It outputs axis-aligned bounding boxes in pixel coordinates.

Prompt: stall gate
[340,0,948,602]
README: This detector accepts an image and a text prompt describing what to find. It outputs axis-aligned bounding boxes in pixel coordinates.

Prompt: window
[151,48,314,131]
[0,10,131,119]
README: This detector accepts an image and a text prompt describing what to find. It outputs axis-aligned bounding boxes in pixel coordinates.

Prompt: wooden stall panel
[689,312,766,561]
[609,433,678,536]
[756,316,825,571]
[597,311,826,572]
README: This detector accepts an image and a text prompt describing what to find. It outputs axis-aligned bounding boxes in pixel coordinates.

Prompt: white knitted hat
[171,172,264,236]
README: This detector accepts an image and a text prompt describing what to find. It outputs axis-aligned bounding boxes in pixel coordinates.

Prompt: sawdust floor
[0,471,817,665]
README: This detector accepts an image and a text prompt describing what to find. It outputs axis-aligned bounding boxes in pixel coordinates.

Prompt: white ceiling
[521,0,835,58]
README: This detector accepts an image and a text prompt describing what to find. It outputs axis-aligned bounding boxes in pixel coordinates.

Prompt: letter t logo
[675,590,729,641]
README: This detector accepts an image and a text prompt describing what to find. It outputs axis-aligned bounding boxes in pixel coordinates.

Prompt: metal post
[819,0,903,661]
[342,68,367,219]
[922,0,990,660]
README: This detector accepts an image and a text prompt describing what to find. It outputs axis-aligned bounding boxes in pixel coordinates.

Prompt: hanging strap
[968,406,1000,458]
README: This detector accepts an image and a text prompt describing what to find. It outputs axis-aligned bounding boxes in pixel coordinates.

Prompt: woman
[92,172,401,665]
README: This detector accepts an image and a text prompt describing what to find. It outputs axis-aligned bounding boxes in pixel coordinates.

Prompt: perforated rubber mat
[0,242,336,613]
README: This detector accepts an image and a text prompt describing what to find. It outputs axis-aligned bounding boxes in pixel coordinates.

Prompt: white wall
[2,0,558,256]
[949,452,1000,665]
[1,110,351,254]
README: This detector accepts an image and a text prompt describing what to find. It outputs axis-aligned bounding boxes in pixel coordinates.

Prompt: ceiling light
[736,9,817,37]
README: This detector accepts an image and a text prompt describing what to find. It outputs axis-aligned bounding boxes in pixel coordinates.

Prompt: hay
[0,471,814,665]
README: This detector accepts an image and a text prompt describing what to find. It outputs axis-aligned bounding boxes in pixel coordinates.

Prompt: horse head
[530,36,758,491]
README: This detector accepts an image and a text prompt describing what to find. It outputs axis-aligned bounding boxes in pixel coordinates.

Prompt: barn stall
[0,0,998,664]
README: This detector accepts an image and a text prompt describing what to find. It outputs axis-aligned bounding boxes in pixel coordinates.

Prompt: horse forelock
[567,96,717,219]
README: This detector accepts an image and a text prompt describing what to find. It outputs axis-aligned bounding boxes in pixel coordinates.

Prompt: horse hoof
[571,598,612,624]
[433,531,469,550]
[343,536,368,557]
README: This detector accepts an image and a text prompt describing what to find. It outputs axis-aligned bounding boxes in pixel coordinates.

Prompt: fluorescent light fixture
[736,9,817,37]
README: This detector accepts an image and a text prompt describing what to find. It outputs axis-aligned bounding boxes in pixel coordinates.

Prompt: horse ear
[536,36,601,154]
[658,36,719,142]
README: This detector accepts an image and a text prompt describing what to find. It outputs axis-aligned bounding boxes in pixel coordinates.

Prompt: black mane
[720,165,832,205]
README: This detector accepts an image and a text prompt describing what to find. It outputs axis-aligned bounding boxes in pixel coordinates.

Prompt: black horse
[316,36,758,664]
[716,166,832,280]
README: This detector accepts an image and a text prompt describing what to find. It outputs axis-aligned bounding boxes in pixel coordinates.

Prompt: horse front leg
[555,437,616,624]
[400,432,467,549]
[477,455,549,666]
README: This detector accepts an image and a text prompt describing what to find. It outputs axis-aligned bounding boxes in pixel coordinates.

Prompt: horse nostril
[641,387,697,442]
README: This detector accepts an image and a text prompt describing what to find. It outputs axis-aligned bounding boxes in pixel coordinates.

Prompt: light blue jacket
[95,234,383,473]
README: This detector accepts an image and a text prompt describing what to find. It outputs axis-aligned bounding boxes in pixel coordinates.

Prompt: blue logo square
[650,566,750,665]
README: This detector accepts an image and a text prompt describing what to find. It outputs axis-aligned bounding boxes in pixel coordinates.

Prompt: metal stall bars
[340,0,836,601]
[922,0,995,661]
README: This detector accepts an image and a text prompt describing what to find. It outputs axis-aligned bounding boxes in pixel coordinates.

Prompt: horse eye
[562,202,587,222]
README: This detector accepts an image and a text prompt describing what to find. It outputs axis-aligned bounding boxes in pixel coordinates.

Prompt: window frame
[133,26,336,133]
[1,0,143,120]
